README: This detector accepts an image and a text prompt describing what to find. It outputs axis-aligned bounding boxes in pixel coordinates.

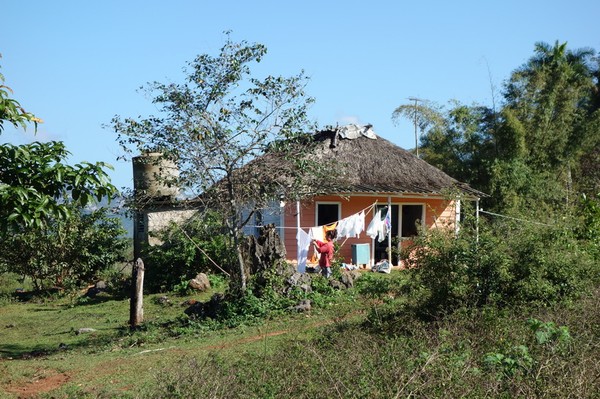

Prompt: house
[133,125,484,269]
[243,124,485,269]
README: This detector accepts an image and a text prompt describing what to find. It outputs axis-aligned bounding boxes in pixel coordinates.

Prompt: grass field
[1,272,599,398]
[0,273,363,398]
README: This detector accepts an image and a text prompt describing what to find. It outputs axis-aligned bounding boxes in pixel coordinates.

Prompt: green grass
[0,272,599,398]
[0,272,369,398]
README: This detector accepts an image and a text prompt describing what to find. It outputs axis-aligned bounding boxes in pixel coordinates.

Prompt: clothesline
[296,202,391,272]
[479,209,554,227]
[246,201,379,231]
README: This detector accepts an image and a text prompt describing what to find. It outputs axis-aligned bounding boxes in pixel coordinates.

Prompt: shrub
[0,204,128,290]
[403,214,596,317]
[405,228,477,316]
[484,345,534,379]
[501,219,596,305]
[143,211,234,292]
[577,194,600,261]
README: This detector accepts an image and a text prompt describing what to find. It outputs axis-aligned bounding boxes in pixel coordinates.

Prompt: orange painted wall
[282,194,457,266]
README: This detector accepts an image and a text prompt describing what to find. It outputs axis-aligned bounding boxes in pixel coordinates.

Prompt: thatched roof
[307,125,485,198]
[200,124,485,205]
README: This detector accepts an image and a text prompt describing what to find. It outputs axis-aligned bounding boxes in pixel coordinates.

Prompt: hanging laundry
[378,208,391,242]
[324,221,338,234]
[366,208,391,242]
[296,228,311,273]
[366,209,382,240]
[309,248,319,264]
[349,211,365,238]
[307,229,319,264]
[337,215,354,238]
[310,221,338,242]
[309,226,324,242]
[334,212,366,239]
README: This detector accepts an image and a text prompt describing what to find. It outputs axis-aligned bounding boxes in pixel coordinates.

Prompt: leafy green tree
[0,204,128,290]
[0,142,117,230]
[396,42,600,214]
[415,102,496,189]
[504,41,596,167]
[111,34,327,295]
[391,99,444,156]
[578,143,600,196]
[0,58,126,291]
[0,55,41,133]
[497,41,599,209]
[0,60,118,232]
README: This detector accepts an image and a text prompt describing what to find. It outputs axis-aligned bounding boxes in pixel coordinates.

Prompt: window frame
[315,201,341,226]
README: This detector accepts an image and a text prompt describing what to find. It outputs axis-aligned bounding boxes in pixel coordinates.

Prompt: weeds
[484,345,534,378]
[141,292,599,398]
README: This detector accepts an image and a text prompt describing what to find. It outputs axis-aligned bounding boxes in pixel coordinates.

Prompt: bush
[0,204,128,290]
[507,222,593,304]
[577,194,600,260]
[143,211,234,292]
[402,214,597,317]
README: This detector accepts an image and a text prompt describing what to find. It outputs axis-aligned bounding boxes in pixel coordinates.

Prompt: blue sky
[3,0,599,190]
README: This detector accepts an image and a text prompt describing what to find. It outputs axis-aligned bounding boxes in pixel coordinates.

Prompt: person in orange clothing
[314,229,337,278]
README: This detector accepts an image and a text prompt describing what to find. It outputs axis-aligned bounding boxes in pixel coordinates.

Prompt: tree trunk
[129,258,145,329]
[225,185,247,296]
[232,227,247,295]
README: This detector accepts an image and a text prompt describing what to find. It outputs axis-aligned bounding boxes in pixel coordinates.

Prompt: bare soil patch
[4,369,71,398]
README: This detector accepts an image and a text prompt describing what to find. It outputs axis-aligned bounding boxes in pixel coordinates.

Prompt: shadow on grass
[0,343,58,359]
[0,325,126,359]
[68,293,126,307]
[10,288,129,308]
[11,288,63,302]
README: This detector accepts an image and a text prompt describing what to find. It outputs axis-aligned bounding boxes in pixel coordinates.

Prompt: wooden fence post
[129,258,145,328]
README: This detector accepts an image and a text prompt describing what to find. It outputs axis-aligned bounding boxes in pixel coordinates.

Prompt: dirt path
[3,370,70,398]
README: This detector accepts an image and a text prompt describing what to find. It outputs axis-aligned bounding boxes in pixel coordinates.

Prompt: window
[317,203,340,226]
[374,204,398,263]
[401,205,423,237]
